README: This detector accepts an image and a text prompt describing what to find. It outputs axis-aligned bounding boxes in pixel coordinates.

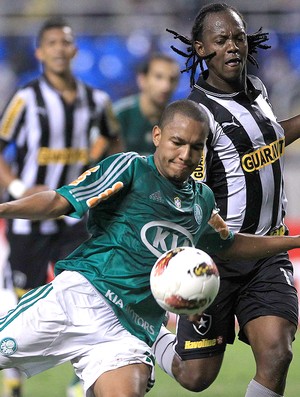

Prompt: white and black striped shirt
[0,75,119,234]
[190,74,286,236]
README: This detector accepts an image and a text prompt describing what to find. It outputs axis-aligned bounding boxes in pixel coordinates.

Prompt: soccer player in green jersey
[113,53,180,156]
[1,99,300,397]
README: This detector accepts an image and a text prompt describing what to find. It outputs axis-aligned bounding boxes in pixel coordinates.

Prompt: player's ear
[136,73,145,90]
[35,47,44,62]
[71,46,78,59]
[152,125,161,147]
[194,40,205,58]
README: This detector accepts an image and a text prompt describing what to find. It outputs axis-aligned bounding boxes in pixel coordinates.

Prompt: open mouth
[225,58,241,66]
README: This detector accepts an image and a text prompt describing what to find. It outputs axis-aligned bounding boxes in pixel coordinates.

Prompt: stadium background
[0,0,299,313]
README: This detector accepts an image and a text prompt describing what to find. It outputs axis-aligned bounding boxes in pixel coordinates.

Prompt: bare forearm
[280,115,300,146]
[222,233,300,260]
[0,191,72,220]
[0,154,18,188]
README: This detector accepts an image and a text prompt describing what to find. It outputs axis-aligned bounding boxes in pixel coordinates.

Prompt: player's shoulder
[104,151,145,165]
[79,80,111,103]
[113,94,139,114]
[194,180,215,200]
[1,78,40,111]
[10,77,40,99]
[248,74,267,93]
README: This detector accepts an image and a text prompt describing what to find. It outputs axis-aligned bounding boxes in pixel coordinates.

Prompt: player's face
[153,113,208,184]
[35,27,77,75]
[138,59,180,107]
[194,10,248,92]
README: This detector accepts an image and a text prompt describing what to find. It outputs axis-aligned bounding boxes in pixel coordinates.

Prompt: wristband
[7,179,26,199]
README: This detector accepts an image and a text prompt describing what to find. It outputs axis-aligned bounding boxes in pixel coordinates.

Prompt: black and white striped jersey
[190,74,286,236]
[0,75,120,234]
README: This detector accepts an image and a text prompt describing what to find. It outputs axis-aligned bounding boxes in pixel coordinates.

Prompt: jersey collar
[194,72,261,103]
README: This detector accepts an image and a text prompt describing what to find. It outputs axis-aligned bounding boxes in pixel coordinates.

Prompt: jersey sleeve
[196,223,235,254]
[196,182,235,253]
[56,151,140,219]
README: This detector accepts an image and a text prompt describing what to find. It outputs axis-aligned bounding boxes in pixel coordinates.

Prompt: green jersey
[55,152,234,346]
[113,94,155,155]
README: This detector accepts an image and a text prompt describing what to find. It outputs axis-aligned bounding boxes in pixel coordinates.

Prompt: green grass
[1,330,299,396]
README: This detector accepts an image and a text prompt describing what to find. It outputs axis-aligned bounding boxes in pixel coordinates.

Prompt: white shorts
[0,271,155,396]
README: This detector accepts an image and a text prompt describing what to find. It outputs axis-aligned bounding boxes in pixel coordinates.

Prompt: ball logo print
[150,246,220,315]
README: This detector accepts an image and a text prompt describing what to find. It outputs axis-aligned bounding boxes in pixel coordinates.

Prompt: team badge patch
[0,337,17,356]
[192,313,212,336]
[194,204,203,225]
[174,197,181,208]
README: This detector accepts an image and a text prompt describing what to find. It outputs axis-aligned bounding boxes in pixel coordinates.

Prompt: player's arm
[0,145,50,198]
[0,190,72,221]
[208,211,300,259]
[280,114,300,146]
[220,233,300,260]
[0,141,17,190]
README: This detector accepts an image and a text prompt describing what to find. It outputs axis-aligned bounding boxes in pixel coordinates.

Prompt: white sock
[152,325,176,378]
[245,379,283,397]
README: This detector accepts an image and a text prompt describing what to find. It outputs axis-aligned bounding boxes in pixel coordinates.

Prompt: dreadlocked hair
[167,2,271,87]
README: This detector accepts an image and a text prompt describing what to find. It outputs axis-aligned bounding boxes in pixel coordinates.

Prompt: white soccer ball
[150,247,220,315]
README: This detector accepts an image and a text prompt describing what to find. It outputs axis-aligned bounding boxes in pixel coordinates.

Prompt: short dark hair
[36,17,73,47]
[137,52,179,75]
[159,99,209,130]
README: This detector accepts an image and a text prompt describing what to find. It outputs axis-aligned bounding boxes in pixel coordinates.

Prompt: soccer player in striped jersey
[0,17,122,397]
[1,98,300,397]
[153,4,300,397]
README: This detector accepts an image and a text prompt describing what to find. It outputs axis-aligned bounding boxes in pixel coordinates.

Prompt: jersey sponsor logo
[126,305,155,335]
[141,221,194,258]
[192,153,205,181]
[241,137,285,172]
[0,337,17,356]
[38,147,89,165]
[105,290,124,307]
[192,313,212,336]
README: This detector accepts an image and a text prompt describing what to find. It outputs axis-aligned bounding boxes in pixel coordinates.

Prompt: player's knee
[257,341,293,380]
[271,343,293,372]
[173,358,219,392]
[177,370,216,392]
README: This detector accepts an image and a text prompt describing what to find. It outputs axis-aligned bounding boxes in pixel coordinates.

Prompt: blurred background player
[113,53,180,155]
[0,16,122,397]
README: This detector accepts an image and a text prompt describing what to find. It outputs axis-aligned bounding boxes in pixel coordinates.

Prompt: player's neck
[139,94,164,124]
[44,71,77,103]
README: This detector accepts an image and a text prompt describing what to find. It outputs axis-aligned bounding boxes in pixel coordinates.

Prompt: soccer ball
[150,247,220,315]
